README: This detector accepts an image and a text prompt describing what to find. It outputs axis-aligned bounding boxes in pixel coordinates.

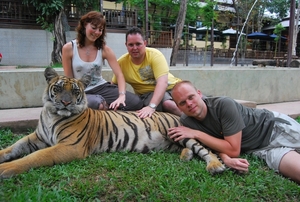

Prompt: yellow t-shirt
[113,47,181,95]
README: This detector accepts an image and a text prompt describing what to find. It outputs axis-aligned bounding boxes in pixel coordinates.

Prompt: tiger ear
[44,67,59,83]
[80,74,91,89]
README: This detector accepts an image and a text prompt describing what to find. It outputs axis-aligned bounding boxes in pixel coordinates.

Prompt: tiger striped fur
[0,68,225,178]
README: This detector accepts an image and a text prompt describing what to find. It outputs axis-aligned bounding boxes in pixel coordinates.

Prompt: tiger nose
[61,100,71,106]
[61,91,72,106]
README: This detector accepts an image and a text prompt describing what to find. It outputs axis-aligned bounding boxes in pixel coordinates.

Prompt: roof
[263,19,300,30]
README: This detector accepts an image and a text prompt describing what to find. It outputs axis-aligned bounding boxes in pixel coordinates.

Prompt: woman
[62,11,143,110]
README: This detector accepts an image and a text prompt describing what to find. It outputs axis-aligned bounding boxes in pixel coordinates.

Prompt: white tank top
[71,39,107,91]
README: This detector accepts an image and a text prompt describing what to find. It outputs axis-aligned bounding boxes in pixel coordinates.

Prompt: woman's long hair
[76,11,106,49]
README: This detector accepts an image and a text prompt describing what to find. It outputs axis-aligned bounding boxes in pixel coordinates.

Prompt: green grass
[1,126,300,201]
[14,63,62,69]
[296,116,300,123]
[49,63,63,68]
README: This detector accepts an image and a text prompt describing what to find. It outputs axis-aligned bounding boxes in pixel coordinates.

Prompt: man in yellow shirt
[112,27,182,118]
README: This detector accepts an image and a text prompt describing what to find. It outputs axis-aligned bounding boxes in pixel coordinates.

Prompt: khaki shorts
[251,112,300,172]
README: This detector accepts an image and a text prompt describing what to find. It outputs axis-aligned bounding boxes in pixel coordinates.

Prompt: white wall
[0,29,53,66]
[0,28,174,67]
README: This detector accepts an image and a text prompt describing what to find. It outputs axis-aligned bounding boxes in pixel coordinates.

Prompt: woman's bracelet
[119,91,126,95]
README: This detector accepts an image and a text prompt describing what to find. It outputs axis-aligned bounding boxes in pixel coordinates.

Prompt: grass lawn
[1,119,300,201]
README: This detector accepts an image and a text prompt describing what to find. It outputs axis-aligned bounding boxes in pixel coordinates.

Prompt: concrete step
[0,107,42,133]
[256,101,300,119]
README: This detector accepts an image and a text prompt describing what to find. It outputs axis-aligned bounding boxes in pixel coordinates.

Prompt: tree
[273,23,285,57]
[121,0,200,30]
[120,0,200,66]
[266,0,290,19]
[199,0,217,66]
[23,0,98,64]
[231,0,268,33]
[292,0,300,55]
[170,0,187,66]
[267,0,300,56]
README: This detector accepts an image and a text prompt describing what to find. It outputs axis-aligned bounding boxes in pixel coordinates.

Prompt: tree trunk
[170,0,187,66]
[51,9,67,64]
[292,2,300,55]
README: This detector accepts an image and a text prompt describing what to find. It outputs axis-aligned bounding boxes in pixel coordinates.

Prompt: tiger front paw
[180,148,193,161]
[0,162,25,179]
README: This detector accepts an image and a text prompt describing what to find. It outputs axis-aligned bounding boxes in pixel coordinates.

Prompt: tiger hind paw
[206,151,226,174]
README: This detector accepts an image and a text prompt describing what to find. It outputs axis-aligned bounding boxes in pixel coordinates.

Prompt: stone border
[0,67,300,109]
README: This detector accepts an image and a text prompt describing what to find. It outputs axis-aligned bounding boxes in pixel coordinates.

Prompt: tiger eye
[53,85,62,93]
[53,86,58,92]
[75,91,80,96]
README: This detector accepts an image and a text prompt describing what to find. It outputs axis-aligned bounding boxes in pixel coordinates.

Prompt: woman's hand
[137,106,156,118]
[109,94,126,110]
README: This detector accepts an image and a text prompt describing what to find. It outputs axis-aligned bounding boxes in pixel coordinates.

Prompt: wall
[0,28,173,67]
[0,29,53,66]
[0,28,129,66]
[1,67,300,109]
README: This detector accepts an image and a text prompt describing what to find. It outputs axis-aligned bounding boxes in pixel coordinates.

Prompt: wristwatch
[148,103,157,109]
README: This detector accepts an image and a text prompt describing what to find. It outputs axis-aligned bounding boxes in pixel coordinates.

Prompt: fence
[147,30,173,48]
[0,1,138,30]
[0,0,40,29]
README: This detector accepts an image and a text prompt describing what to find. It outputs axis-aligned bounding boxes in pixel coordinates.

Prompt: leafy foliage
[22,0,98,32]
[198,0,218,65]
[120,0,201,30]
[266,0,290,19]
[21,0,99,64]
[274,23,285,41]
[23,0,63,32]
[199,0,217,28]
[273,23,285,57]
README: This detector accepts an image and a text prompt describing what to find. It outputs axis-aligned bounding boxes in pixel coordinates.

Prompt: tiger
[0,67,225,178]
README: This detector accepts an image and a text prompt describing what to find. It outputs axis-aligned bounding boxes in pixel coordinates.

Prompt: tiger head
[43,67,91,117]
